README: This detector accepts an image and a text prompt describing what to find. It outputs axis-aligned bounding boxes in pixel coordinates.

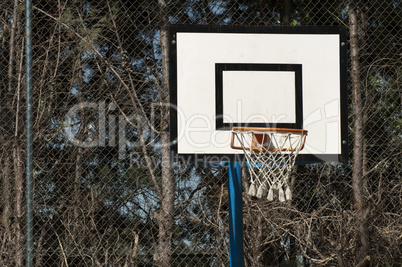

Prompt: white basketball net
[232,129,307,202]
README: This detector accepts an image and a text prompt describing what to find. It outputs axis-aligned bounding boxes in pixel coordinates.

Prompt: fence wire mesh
[0,0,400,266]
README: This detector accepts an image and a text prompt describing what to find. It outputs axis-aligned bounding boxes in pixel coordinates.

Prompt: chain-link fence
[0,0,400,266]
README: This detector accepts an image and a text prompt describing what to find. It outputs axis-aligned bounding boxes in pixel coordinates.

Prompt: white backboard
[169,25,348,163]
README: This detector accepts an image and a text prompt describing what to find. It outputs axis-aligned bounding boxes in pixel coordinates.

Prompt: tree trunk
[1,156,12,241]
[8,1,24,265]
[157,1,175,266]
[13,145,24,267]
[348,2,370,263]
[280,0,292,26]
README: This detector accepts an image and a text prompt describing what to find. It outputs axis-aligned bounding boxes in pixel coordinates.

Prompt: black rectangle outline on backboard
[167,24,348,163]
[215,63,303,130]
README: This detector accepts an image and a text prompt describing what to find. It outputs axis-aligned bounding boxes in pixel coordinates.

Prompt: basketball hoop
[231,127,307,202]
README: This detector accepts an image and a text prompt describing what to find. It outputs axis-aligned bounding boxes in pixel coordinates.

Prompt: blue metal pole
[228,162,244,267]
[25,0,33,266]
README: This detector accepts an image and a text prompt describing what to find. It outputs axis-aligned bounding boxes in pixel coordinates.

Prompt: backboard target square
[216,63,302,130]
[168,24,348,163]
